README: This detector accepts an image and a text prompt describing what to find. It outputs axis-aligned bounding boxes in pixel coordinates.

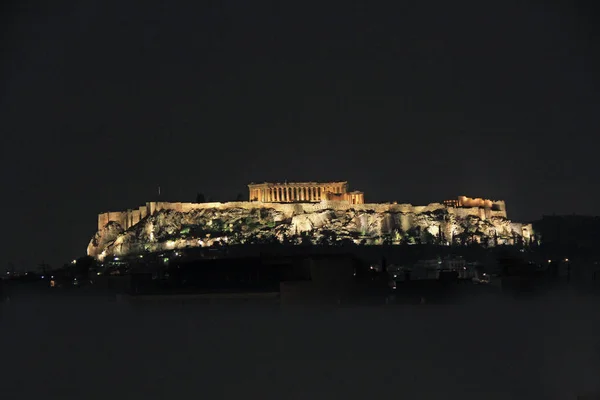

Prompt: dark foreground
[1,286,600,400]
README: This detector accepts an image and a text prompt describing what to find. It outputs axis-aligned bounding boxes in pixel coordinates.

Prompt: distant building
[443,196,506,216]
[248,181,365,204]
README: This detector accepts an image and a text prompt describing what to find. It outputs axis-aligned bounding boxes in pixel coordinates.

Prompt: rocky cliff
[87,204,533,260]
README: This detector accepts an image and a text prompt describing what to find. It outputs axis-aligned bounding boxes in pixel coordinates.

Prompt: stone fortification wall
[97,200,505,231]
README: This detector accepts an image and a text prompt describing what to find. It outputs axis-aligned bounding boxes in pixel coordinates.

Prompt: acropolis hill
[87,181,533,261]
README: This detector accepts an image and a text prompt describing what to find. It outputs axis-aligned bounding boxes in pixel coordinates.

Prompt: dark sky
[1,0,599,269]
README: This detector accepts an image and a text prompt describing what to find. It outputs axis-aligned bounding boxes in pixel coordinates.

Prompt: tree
[235,193,244,201]
[382,235,393,245]
[196,192,205,203]
[422,230,436,245]
[300,232,313,246]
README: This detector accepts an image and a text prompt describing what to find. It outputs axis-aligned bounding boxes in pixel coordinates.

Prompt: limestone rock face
[87,206,533,260]
[87,221,124,258]
[290,210,335,233]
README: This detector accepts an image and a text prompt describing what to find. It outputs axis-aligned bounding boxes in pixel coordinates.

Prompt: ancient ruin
[87,182,533,261]
[248,181,365,204]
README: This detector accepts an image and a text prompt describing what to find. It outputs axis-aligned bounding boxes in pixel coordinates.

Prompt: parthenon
[248,181,365,204]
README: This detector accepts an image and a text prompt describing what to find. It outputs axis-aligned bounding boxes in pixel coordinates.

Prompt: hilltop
[88,202,533,260]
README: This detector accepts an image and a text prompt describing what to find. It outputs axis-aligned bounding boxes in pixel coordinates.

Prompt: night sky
[1,1,599,269]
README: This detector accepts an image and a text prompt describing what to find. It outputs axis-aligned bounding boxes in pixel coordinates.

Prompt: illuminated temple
[248,181,365,204]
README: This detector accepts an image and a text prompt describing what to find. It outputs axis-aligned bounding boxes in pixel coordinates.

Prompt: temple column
[274,187,279,202]
[311,187,315,201]
[300,187,305,201]
[286,187,290,202]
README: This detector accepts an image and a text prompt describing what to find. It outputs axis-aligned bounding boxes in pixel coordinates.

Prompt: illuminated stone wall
[95,199,508,232]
